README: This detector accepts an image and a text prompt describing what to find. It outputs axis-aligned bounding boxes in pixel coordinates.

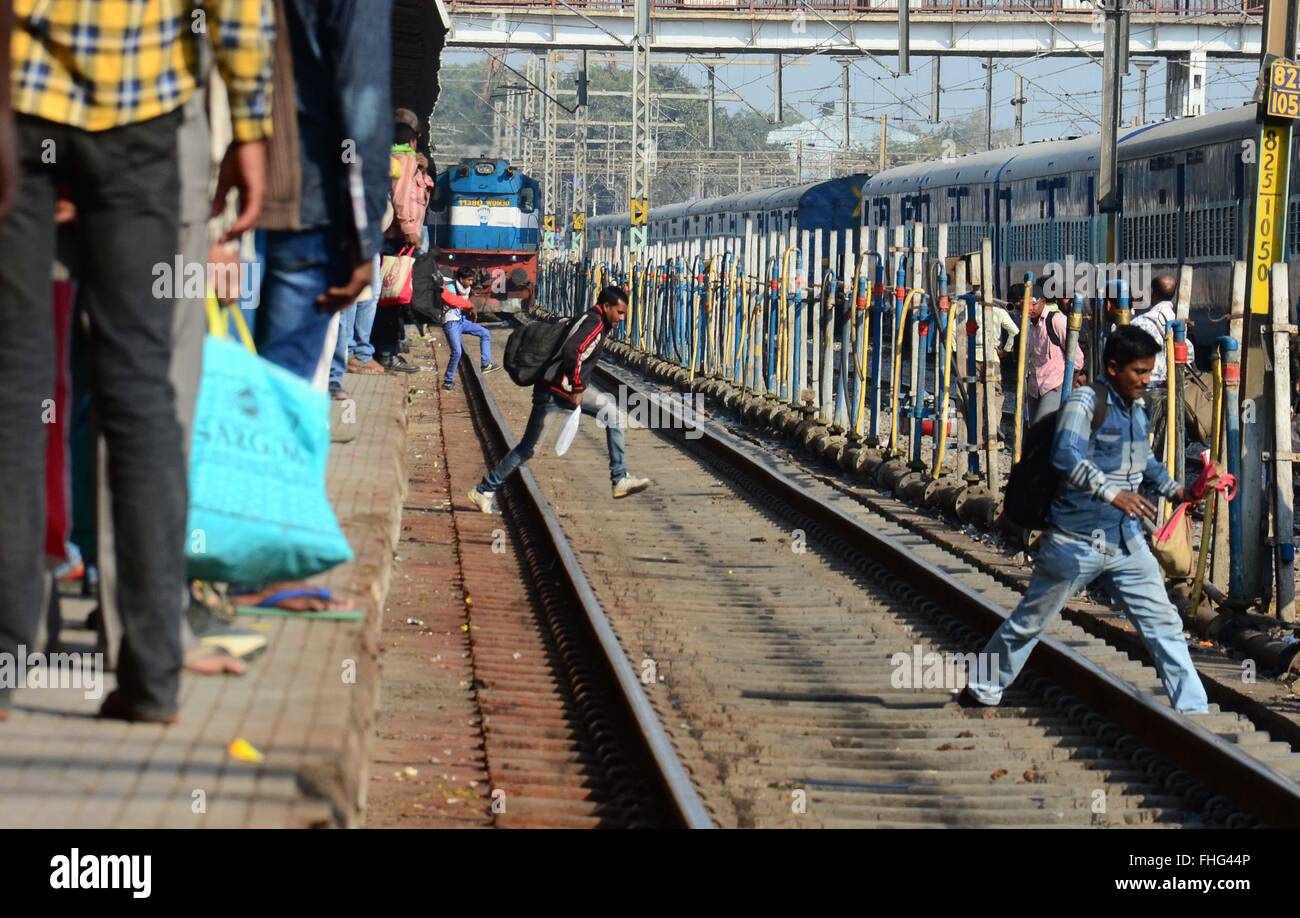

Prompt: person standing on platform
[229,0,392,614]
[372,108,428,374]
[1132,272,1195,462]
[0,0,272,723]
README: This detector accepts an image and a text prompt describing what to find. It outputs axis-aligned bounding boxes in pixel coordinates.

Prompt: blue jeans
[329,256,379,387]
[443,319,492,384]
[967,529,1209,713]
[352,254,380,362]
[251,228,347,381]
[330,303,355,388]
[478,386,627,492]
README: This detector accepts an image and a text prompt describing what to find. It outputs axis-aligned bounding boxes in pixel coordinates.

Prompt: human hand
[317,257,373,313]
[207,241,242,304]
[1112,491,1157,521]
[212,140,266,243]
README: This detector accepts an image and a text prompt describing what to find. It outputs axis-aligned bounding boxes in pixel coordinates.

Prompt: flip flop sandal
[250,586,351,611]
[189,580,237,624]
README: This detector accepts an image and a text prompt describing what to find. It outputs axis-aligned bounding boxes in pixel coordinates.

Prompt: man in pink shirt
[1013,282,1085,423]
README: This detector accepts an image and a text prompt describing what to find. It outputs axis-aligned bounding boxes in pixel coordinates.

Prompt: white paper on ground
[554,406,582,456]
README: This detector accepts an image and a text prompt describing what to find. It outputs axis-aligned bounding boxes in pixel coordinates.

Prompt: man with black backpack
[962,326,1209,715]
[468,286,650,513]
[1014,282,1085,423]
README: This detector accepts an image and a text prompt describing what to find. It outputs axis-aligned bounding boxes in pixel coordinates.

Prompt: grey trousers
[1027,385,1064,424]
[0,111,186,717]
[95,94,210,672]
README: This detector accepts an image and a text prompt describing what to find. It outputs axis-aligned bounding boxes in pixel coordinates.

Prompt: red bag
[44,279,74,561]
[378,246,415,307]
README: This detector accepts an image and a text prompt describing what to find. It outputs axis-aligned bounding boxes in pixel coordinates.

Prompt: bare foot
[185,646,248,676]
[229,583,355,612]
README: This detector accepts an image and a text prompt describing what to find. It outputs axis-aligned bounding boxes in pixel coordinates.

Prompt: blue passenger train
[862,105,1300,352]
[587,173,871,254]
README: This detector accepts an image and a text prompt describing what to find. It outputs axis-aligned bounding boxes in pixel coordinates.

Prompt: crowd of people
[0,0,453,725]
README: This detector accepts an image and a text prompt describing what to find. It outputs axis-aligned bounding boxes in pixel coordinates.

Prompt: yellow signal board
[1249,121,1291,314]
[1267,60,1300,120]
[630,198,649,226]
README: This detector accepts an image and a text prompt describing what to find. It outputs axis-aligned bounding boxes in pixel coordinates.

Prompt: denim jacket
[280,0,394,262]
[1048,379,1179,554]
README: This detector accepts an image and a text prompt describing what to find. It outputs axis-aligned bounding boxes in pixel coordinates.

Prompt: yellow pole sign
[1250,121,1292,315]
[572,212,585,231]
[543,214,557,233]
[630,198,649,226]
[1266,59,1300,120]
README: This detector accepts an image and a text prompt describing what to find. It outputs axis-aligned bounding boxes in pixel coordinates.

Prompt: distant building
[767,113,920,180]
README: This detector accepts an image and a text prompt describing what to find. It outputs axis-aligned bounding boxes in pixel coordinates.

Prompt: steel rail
[461,358,715,829]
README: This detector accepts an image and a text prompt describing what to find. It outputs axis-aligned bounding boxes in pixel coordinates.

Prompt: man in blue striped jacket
[964,325,1209,714]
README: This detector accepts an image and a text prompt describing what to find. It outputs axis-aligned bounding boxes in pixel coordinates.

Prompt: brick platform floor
[0,371,409,828]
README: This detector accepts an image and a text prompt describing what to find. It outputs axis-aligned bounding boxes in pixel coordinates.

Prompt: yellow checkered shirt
[12,0,274,141]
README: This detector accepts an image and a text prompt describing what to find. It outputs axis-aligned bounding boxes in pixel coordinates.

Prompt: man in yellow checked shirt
[0,0,273,724]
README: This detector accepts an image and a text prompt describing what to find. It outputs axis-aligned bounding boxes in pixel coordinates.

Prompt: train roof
[995,135,1097,184]
[586,173,869,227]
[861,158,935,195]
[911,148,1017,189]
[1117,104,1255,159]
[859,106,1259,193]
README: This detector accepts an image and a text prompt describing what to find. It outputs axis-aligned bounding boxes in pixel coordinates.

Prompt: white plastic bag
[554,406,582,456]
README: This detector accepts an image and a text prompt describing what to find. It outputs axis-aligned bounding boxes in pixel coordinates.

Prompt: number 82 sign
[1267,60,1300,121]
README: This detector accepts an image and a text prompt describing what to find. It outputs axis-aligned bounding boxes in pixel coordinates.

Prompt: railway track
[456,358,710,828]
[453,320,1300,827]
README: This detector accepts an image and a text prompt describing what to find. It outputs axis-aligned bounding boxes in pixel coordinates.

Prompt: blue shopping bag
[185,300,353,583]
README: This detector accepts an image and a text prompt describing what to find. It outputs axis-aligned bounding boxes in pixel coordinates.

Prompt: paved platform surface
[0,371,408,828]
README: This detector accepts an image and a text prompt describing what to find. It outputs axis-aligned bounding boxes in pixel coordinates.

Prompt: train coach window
[519,186,536,212]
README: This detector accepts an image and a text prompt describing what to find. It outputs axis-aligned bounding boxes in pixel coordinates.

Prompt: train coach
[429,157,542,314]
[588,172,870,259]
[863,104,1300,354]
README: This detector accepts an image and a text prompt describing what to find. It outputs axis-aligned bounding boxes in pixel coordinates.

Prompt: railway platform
[0,373,410,829]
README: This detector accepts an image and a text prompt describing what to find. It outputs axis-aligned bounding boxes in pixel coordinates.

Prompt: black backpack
[503,316,578,386]
[1002,379,1109,530]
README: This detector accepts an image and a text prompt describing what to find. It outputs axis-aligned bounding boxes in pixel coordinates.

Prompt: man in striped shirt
[0,0,273,724]
[963,326,1209,714]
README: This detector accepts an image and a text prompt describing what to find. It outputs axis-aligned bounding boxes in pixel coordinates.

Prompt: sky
[442,47,1262,151]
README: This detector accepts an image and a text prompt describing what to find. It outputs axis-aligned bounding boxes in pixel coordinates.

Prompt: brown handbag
[1152,502,1194,579]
